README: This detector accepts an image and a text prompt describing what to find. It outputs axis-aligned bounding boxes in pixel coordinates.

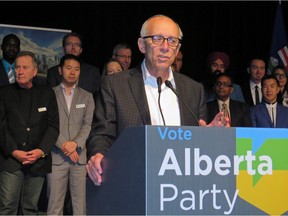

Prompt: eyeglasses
[65,42,81,48]
[115,54,131,60]
[274,73,287,79]
[215,81,232,88]
[142,35,182,47]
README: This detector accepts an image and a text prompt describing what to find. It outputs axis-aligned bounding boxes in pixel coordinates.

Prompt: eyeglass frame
[274,73,287,79]
[215,81,233,88]
[65,42,82,48]
[141,35,182,47]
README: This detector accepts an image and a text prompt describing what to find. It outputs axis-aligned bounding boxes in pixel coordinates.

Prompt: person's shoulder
[81,62,99,71]
[47,65,58,73]
[76,86,93,96]
[0,83,14,93]
[207,100,217,106]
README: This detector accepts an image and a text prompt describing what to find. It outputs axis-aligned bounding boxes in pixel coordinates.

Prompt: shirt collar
[141,58,175,88]
[61,83,76,95]
[250,80,261,89]
[217,98,230,107]
[2,59,14,73]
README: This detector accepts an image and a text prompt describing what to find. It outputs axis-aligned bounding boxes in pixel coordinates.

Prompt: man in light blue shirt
[0,34,20,86]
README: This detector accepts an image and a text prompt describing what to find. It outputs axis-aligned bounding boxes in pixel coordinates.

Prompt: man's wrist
[39,149,45,158]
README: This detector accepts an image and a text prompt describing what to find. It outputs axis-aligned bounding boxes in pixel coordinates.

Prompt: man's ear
[58,66,62,75]
[137,38,145,54]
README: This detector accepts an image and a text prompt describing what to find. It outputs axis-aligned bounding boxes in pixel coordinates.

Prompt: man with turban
[203,51,245,103]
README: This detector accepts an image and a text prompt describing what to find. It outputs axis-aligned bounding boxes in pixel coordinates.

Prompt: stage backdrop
[0,24,71,77]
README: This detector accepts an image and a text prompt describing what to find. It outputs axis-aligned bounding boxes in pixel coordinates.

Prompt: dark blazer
[46,62,101,97]
[241,81,255,106]
[0,83,59,174]
[87,66,207,156]
[207,99,252,127]
[250,102,288,128]
[0,60,9,87]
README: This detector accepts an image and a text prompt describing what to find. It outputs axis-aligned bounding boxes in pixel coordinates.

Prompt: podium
[87,126,288,215]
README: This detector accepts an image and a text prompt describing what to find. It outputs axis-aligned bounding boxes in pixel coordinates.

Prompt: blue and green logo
[236,128,288,215]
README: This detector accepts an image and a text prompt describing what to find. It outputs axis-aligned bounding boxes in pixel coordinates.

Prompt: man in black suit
[241,58,266,106]
[47,32,101,98]
[86,14,229,186]
[207,74,252,127]
[0,34,20,86]
[0,51,59,215]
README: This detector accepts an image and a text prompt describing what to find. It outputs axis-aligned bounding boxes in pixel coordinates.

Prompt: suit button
[27,127,30,131]
[23,142,26,146]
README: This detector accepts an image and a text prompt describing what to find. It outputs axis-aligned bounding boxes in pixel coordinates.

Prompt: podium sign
[86,126,288,215]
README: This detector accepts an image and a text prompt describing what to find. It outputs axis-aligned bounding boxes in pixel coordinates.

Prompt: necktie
[221,103,230,119]
[255,85,260,105]
[7,67,15,84]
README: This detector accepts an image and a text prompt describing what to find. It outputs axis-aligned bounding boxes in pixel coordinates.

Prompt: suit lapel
[174,76,184,125]
[276,104,282,127]
[260,103,273,127]
[128,68,151,125]
[54,85,69,117]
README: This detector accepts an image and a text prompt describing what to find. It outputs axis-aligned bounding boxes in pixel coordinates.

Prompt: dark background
[1,1,287,83]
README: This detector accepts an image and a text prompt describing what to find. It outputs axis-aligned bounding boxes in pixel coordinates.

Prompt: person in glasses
[203,51,245,103]
[46,32,101,214]
[207,73,252,127]
[272,66,288,107]
[47,32,101,99]
[112,43,132,70]
[86,14,230,186]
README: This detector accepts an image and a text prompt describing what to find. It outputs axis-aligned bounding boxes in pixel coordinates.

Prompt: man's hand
[69,151,79,163]
[199,112,230,127]
[61,141,77,155]
[12,149,44,165]
[86,153,104,186]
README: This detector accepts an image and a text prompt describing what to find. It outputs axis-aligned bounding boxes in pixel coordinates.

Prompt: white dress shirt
[141,59,180,126]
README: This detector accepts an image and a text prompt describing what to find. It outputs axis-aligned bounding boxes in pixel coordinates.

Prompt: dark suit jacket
[87,66,207,156]
[0,60,10,87]
[207,99,252,127]
[0,83,59,174]
[46,61,101,97]
[250,102,288,128]
[241,81,255,106]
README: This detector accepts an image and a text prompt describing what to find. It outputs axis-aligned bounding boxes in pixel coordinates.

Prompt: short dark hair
[59,54,81,68]
[2,34,20,47]
[261,74,279,87]
[215,73,234,85]
[62,32,83,48]
[272,65,288,75]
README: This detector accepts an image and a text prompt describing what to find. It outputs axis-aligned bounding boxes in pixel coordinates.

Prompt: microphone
[157,77,166,126]
[164,80,200,126]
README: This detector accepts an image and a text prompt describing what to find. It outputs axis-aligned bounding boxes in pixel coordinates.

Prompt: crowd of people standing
[0,13,287,215]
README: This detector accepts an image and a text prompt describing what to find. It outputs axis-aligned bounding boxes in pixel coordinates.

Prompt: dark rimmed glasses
[142,35,182,47]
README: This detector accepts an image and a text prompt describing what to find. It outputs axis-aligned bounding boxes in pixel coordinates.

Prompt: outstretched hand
[199,112,230,127]
[86,153,104,186]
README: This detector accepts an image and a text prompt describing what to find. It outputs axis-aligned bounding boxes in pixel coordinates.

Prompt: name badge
[76,104,85,109]
[38,107,47,112]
